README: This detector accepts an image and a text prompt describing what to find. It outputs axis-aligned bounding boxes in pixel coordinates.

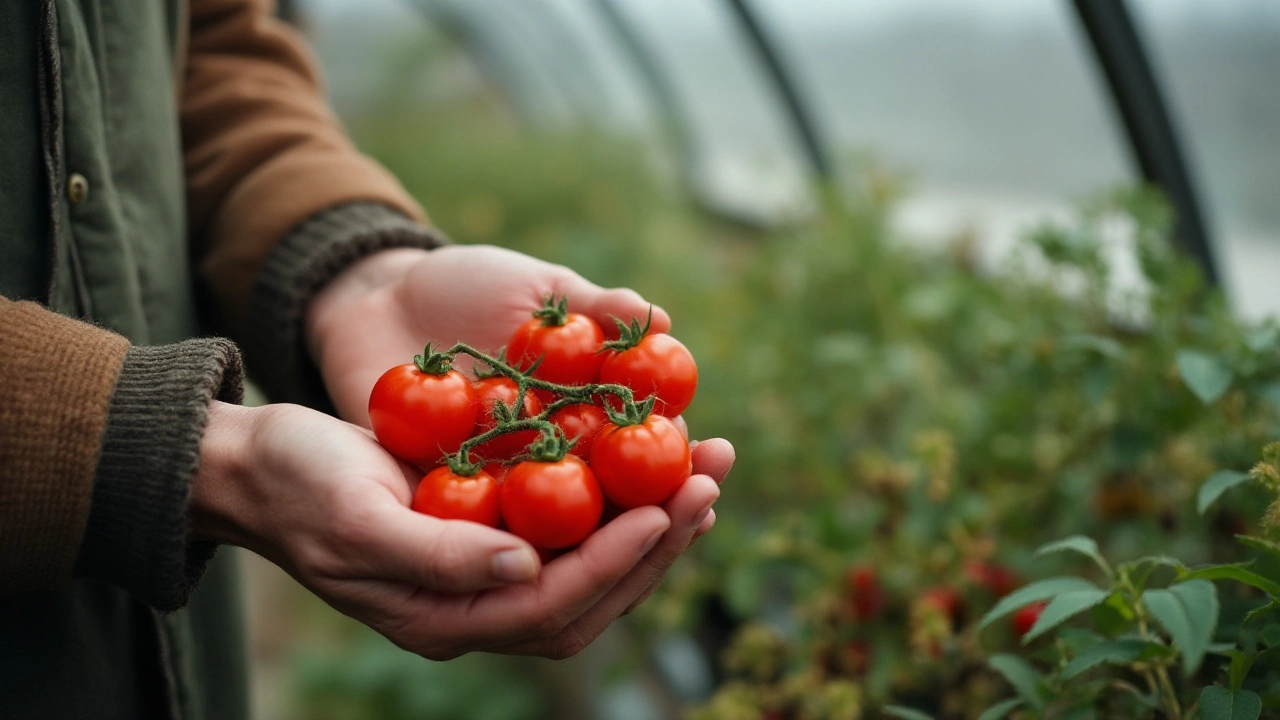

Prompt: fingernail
[492,548,539,583]
[639,529,664,557]
[690,502,714,530]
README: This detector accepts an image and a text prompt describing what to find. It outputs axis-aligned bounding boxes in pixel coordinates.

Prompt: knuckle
[550,630,592,660]
[419,530,470,588]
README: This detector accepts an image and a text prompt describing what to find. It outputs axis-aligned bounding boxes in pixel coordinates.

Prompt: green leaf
[1177,350,1233,403]
[1226,650,1255,691]
[978,577,1101,630]
[882,706,935,720]
[1198,471,1251,515]
[1023,589,1111,643]
[1236,535,1280,563]
[1262,624,1280,648]
[1144,580,1220,675]
[1178,563,1280,598]
[1245,326,1279,354]
[1062,638,1156,679]
[1243,599,1280,626]
[1060,334,1124,359]
[1034,536,1111,576]
[988,654,1045,709]
[976,699,1023,720]
[1199,686,1262,720]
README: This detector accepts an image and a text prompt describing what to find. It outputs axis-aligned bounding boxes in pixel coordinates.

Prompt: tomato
[964,560,1020,598]
[549,403,607,459]
[589,414,691,509]
[472,377,543,460]
[507,298,605,389]
[920,586,963,623]
[600,332,697,417]
[500,455,603,549]
[844,565,884,620]
[1012,601,1048,639]
[411,466,501,527]
[481,462,509,484]
[369,363,478,466]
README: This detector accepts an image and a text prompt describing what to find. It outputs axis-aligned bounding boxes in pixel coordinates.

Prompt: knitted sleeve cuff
[74,339,244,612]
[243,202,448,409]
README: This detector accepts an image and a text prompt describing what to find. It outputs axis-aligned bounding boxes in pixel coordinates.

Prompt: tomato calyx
[412,344,457,375]
[525,425,576,463]
[531,293,571,328]
[602,394,656,427]
[599,308,653,353]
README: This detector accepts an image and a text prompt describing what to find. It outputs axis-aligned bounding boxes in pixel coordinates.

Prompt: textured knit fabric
[245,202,447,408]
[0,298,129,591]
[75,339,245,611]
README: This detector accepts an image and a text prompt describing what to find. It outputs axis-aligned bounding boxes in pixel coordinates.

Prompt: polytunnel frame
[403,0,1221,285]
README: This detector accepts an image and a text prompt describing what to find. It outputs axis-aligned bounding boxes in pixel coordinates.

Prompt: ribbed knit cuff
[244,202,447,409]
[74,339,244,612]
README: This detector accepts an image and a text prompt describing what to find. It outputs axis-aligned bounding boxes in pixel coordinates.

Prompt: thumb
[343,505,542,593]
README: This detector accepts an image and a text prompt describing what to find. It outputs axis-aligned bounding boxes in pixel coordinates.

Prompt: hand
[192,401,732,659]
[304,245,672,426]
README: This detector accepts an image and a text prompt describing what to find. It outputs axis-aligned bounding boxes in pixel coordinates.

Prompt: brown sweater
[0,0,444,604]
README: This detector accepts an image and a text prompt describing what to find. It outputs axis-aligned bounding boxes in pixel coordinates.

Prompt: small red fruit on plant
[964,560,1020,598]
[549,403,607,459]
[1012,601,1048,639]
[920,586,963,623]
[845,565,884,620]
[500,430,604,549]
[599,314,698,417]
[590,412,691,509]
[368,348,478,466]
[411,466,501,527]
[507,295,605,389]
[472,376,543,460]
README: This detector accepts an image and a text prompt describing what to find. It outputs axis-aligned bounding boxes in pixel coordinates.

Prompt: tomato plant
[411,466,501,527]
[368,349,479,466]
[500,433,604,549]
[599,314,698,417]
[549,403,607,459]
[507,295,605,389]
[590,412,692,509]
[471,377,543,460]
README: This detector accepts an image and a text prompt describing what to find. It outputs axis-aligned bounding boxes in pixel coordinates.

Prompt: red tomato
[472,377,543,460]
[507,313,605,389]
[921,586,963,622]
[411,467,501,527]
[845,565,884,620]
[964,560,1020,598]
[481,462,509,484]
[1012,601,1048,639]
[589,414,691,509]
[600,333,697,417]
[369,364,478,466]
[549,403,607,459]
[501,455,603,549]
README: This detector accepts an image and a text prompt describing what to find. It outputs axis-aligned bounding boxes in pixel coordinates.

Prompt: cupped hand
[192,401,732,659]
[304,245,671,426]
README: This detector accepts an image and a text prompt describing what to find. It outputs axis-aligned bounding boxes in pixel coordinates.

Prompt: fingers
[560,280,672,336]
[492,474,721,657]
[329,502,542,594]
[383,506,671,656]
[691,438,735,483]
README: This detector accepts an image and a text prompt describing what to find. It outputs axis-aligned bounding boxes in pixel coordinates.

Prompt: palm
[308,245,669,426]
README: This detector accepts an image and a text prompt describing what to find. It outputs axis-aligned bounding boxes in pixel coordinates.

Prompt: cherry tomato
[1012,601,1048,639]
[964,560,1020,598]
[920,586,963,623]
[472,377,543,460]
[482,462,509,484]
[411,466,501,527]
[507,308,605,388]
[549,403,607,459]
[589,414,691,509]
[369,363,478,466]
[845,565,884,620]
[501,455,603,549]
[600,332,697,417]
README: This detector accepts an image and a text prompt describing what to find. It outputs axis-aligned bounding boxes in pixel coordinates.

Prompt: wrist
[189,401,262,546]
[304,247,430,362]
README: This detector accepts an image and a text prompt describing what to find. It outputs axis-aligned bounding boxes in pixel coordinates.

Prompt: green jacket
[0,1,437,717]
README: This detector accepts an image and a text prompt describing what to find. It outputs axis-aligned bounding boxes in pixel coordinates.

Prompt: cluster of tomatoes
[367,295,698,551]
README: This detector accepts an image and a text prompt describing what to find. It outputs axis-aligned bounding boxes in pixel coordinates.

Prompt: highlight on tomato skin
[590,414,692,509]
[368,363,479,467]
[411,466,501,528]
[499,455,604,550]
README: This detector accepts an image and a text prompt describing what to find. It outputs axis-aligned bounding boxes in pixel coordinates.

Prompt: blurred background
[242,1,1280,718]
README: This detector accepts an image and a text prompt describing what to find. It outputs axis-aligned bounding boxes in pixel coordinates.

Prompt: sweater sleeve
[183,0,427,341]
[0,298,242,610]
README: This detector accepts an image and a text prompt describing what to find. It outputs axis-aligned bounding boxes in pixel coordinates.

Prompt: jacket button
[67,173,89,205]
